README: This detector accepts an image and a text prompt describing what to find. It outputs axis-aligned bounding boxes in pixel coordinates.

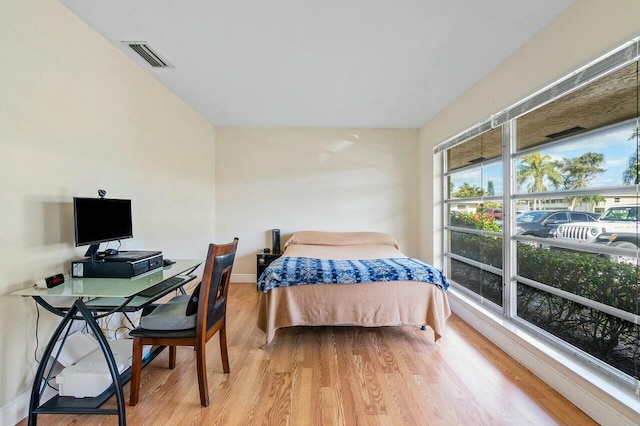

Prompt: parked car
[555,205,640,263]
[556,205,639,244]
[516,210,599,238]
[483,208,503,221]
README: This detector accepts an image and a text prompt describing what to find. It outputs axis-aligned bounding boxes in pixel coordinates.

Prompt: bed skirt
[257,281,451,345]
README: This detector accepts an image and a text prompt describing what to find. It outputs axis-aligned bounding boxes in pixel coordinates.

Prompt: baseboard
[1,391,29,426]
[449,290,639,426]
[1,388,57,426]
[231,273,255,283]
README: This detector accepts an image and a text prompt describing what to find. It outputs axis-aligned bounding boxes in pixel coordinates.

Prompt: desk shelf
[32,345,165,415]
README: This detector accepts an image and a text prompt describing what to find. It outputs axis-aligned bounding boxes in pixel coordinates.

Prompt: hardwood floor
[23,283,595,425]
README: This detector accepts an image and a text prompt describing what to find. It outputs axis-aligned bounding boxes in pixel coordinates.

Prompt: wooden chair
[128,238,238,406]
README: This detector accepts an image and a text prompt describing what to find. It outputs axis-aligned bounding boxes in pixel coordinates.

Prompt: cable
[99,314,116,340]
[34,301,41,364]
[100,311,140,339]
[33,302,67,393]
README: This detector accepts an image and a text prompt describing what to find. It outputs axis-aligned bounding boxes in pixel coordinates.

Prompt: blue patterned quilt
[257,256,450,293]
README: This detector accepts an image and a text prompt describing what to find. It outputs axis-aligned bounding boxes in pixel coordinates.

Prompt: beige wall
[0,0,215,412]
[215,127,419,277]
[418,0,640,262]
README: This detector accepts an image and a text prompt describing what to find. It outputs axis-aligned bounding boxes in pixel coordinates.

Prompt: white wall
[0,0,216,418]
[215,127,419,278]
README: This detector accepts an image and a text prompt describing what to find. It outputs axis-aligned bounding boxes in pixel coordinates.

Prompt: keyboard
[137,276,188,298]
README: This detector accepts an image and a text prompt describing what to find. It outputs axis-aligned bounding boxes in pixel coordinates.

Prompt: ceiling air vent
[124,42,173,68]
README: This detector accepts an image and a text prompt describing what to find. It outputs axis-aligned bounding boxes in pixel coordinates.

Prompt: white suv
[555,205,639,248]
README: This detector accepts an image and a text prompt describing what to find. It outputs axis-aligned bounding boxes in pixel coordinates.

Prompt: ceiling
[59,0,574,129]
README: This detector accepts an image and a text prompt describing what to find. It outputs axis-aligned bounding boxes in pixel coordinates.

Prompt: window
[439,40,640,387]
[570,212,591,222]
[445,127,504,308]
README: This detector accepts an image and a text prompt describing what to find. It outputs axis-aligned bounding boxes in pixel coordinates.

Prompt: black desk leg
[28,299,127,426]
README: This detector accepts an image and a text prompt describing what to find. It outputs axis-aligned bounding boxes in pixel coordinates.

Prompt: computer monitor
[73,197,133,258]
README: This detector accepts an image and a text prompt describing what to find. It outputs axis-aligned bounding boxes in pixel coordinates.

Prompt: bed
[256,231,451,345]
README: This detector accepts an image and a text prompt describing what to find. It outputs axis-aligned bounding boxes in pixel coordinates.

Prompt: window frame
[437,38,640,389]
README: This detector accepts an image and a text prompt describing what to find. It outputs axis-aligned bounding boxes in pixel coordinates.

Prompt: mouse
[163,259,175,266]
[104,248,119,256]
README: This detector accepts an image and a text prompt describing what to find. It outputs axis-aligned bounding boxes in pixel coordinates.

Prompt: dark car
[516,210,599,238]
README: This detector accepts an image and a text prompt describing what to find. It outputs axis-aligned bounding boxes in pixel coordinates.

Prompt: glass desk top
[12,259,202,299]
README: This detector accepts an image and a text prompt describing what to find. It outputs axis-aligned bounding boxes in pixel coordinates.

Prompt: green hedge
[450,232,502,268]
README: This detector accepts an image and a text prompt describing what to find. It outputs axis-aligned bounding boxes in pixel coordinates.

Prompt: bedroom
[1,0,639,425]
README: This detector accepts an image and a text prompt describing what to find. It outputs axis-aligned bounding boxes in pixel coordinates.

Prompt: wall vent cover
[123,42,173,68]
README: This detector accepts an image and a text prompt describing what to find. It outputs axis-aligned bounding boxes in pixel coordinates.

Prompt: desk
[12,259,202,426]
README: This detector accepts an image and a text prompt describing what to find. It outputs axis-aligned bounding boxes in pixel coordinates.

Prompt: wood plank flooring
[22,283,596,425]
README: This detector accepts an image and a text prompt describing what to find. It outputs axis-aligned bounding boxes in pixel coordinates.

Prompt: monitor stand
[84,244,101,260]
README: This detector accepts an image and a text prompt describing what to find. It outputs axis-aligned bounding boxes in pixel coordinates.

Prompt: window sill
[448,289,640,426]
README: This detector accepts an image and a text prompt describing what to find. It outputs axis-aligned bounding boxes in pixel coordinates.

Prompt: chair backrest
[187,238,238,339]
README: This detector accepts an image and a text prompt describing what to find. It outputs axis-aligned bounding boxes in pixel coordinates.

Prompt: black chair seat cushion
[130,295,227,339]
[136,294,196,331]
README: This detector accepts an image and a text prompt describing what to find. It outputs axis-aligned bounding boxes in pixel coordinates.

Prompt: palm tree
[516,153,562,209]
[557,152,605,210]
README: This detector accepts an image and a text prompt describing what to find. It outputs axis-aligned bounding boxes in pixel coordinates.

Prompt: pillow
[140,295,196,330]
[283,231,399,250]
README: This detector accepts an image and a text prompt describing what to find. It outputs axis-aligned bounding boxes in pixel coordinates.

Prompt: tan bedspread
[257,231,451,344]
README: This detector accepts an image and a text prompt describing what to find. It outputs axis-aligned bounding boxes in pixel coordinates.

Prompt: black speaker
[272,229,281,254]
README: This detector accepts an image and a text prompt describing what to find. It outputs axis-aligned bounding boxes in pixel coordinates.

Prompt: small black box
[71,251,163,278]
